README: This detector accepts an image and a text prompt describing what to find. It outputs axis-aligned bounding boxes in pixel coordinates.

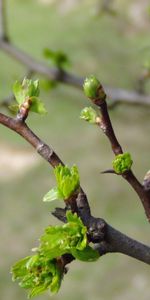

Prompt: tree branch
[0,40,150,106]
[53,205,150,265]
[95,224,150,264]
[0,111,149,265]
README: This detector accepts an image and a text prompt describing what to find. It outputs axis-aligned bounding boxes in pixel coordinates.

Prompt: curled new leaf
[113,152,133,174]
[43,164,80,202]
[80,106,98,124]
[13,78,47,115]
[13,79,40,104]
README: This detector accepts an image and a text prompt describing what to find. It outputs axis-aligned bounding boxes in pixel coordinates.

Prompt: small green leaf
[43,48,70,69]
[22,78,40,98]
[54,164,80,200]
[43,187,63,202]
[72,245,99,262]
[28,285,48,298]
[11,256,31,281]
[44,165,80,203]
[12,78,47,115]
[13,79,40,105]
[13,81,25,105]
[30,97,47,114]
[113,152,133,174]
[80,107,98,124]
[40,212,87,258]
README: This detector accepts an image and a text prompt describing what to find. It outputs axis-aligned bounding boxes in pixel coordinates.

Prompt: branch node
[37,143,54,162]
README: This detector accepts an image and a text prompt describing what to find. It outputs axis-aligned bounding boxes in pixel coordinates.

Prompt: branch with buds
[82,75,150,222]
[0,77,150,298]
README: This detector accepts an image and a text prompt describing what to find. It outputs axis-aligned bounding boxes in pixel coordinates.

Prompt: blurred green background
[0,0,150,299]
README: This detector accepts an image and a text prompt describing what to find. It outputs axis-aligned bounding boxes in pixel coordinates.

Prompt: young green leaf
[29,97,47,114]
[72,245,99,262]
[43,164,80,202]
[43,187,63,202]
[13,78,47,115]
[80,106,98,124]
[43,48,70,69]
[40,211,87,258]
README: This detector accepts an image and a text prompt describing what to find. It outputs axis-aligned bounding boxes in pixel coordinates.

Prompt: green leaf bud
[11,211,100,297]
[113,152,133,174]
[83,75,100,99]
[80,106,99,124]
[13,78,47,115]
[43,165,80,202]
[13,79,40,105]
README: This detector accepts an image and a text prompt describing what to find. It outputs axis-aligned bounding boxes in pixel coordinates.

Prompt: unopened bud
[83,76,100,99]
[83,76,106,105]
[112,152,133,174]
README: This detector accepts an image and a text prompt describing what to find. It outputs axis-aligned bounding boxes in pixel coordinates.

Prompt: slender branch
[0,0,8,40]
[87,82,150,221]
[0,112,63,167]
[0,40,150,106]
[0,111,149,265]
[98,100,123,155]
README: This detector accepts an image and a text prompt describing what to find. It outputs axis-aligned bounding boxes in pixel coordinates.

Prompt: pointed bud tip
[83,76,100,99]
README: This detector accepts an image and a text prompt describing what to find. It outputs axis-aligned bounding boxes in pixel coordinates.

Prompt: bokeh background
[0,0,150,299]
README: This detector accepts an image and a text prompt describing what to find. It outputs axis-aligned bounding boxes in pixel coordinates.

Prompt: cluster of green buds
[11,211,99,298]
[10,78,47,116]
[112,152,133,174]
[12,255,62,298]
[43,164,80,202]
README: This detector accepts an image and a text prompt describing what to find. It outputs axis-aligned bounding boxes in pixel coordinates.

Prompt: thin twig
[0,40,150,106]
[89,84,150,221]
